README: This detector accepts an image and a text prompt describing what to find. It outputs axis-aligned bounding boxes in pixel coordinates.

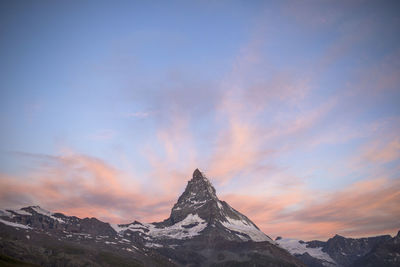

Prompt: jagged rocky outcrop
[0,168,304,267]
[352,231,400,267]
[322,234,391,266]
[0,206,173,266]
[1,205,117,237]
[276,232,398,267]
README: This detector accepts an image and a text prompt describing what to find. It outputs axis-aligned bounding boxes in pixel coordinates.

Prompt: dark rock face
[0,223,173,267]
[305,240,326,249]
[77,217,116,236]
[4,205,116,237]
[168,168,219,224]
[8,206,66,231]
[322,234,391,266]
[295,252,328,267]
[352,231,400,267]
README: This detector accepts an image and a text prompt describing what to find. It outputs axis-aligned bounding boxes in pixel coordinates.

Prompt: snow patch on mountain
[11,209,32,216]
[221,217,273,242]
[111,222,148,234]
[276,238,336,264]
[109,223,126,233]
[31,206,65,223]
[146,214,207,240]
[0,218,32,229]
[145,242,163,248]
[0,209,12,217]
[113,214,207,240]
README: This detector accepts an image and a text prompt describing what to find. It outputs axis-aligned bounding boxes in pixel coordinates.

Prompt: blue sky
[1,0,399,240]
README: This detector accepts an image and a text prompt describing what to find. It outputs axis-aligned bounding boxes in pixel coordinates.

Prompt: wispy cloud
[0,151,177,224]
[125,111,150,118]
[222,176,400,240]
[361,138,400,164]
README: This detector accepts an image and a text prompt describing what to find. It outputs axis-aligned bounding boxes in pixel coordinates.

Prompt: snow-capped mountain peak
[170,169,218,218]
[150,169,274,243]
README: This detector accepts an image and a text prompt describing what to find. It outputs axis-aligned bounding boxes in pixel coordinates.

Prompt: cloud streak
[2,150,398,241]
[0,152,177,224]
[125,111,150,118]
[223,176,400,241]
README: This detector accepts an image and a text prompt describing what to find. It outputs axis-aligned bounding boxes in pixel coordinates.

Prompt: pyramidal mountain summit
[120,168,274,244]
[1,169,399,267]
[169,168,270,243]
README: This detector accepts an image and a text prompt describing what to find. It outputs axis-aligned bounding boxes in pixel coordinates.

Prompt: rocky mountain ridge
[276,231,400,267]
[1,169,398,266]
[0,169,303,266]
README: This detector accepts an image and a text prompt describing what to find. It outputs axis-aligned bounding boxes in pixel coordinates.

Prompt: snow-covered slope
[0,218,32,229]
[30,206,65,223]
[111,213,207,241]
[276,238,336,265]
[9,208,32,216]
[221,217,270,242]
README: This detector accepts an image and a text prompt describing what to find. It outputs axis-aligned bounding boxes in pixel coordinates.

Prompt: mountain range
[0,169,398,266]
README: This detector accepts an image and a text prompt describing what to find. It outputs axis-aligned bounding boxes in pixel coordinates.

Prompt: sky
[0,0,399,241]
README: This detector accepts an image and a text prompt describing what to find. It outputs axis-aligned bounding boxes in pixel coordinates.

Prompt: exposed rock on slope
[352,231,400,267]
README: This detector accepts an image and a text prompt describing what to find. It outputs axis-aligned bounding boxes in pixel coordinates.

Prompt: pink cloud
[361,138,400,164]
[0,152,176,224]
[207,93,337,185]
[221,177,400,241]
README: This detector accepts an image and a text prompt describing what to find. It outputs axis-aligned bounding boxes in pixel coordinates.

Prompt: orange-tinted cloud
[0,152,177,224]
[221,177,400,241]
[1,150,399,241]
[361,138,400,164]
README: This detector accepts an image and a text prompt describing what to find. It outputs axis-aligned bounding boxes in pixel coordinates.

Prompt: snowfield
[276,238,336,265]
[0,218,31,229]
[147,214,207,239]
[11,209,32,216]
[220,217,273,242]
[31,206,65,223]
[0,209,12,217]
[112,213,207,240]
